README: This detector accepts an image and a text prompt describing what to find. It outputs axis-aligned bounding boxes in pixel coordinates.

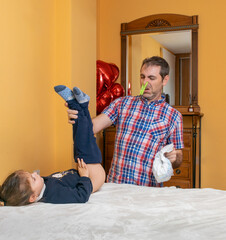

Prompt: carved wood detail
[146,19,171,28]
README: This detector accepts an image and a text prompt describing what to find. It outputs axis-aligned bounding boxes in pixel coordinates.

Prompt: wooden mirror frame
[120,14,199,112]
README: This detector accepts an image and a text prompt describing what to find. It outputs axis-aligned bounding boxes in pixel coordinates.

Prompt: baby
[0,86,105,206]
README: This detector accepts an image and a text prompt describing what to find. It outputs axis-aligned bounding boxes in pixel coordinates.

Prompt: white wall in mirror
[162,47,176,105]
[151,30,191,54]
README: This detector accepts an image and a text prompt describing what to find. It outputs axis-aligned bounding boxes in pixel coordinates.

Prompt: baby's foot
[73,87,90,104]
[54,85,74,101]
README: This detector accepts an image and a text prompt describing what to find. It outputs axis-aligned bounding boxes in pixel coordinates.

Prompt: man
[67,56,183,187]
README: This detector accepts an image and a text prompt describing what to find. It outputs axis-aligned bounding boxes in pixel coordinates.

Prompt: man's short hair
[141,56,170,80]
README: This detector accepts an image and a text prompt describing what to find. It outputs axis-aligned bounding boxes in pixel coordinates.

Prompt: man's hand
[77,158,89,177]
[65,102,78,124]
[165,149,183,169]
[65,102,112,134]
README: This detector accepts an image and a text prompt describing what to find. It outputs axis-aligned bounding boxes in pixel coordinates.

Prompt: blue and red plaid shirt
[103,95,184,187]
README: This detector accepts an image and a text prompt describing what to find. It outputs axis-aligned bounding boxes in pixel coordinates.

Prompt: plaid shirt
[103,95,184,187]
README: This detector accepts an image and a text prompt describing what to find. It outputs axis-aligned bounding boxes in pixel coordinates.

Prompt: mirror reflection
[128,30,192,106]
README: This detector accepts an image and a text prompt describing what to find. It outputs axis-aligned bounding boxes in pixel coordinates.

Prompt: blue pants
[67,99,102,164]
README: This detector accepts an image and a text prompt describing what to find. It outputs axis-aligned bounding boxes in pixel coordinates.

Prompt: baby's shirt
[39,169,93,204]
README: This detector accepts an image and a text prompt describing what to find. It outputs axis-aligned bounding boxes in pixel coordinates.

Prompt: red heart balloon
[109,83,125,100]
[108,63,119,83]
[97,60,119,88]
[96,69,104,96]
[96,90,113,115]
[128,81,132,96]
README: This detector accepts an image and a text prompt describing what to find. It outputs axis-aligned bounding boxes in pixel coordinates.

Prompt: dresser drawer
[182,147,191,163]
[105,131,116,144]
[105,143,114,157]
[172,163,190,179]
[183,129,192,147]
[164,179,191,188]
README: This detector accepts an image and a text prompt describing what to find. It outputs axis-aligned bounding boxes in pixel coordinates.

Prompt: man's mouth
[144,87,150,92]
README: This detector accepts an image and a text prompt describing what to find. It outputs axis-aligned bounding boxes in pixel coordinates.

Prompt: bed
[1,183,226,240]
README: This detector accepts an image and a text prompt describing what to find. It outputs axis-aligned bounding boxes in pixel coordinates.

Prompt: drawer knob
[176,169,181,175]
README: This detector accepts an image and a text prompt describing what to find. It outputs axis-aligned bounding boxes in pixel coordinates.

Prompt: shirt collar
[140,94,166,105]
[35,184,46,202]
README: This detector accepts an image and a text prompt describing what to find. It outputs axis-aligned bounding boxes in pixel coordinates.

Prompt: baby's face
[26,171,44,198]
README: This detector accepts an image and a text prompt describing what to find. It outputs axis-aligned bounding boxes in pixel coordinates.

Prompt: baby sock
[73,87,90,104]
[54,85,82,112]
[72,86,90,118]
[54,85,75,101]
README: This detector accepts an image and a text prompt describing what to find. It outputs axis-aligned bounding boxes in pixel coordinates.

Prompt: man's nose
[143,78,149,85]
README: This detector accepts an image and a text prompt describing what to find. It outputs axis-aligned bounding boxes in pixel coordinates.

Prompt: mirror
[128,30,191,105]
[121,14,199,110]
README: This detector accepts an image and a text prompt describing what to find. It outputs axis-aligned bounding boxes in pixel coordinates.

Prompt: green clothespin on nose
[140,82,148,95]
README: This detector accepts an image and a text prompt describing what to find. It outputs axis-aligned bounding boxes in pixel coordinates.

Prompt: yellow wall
[0,0,56,182]
[97,0,226,190]
[0,0,97,183]
[129,35,142,95]
[71,0,96,116]
[54,0,97,171]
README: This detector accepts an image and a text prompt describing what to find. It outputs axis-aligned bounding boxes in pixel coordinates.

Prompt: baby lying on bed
[0,86,105,206]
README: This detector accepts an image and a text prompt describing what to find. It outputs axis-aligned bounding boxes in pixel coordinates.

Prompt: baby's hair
[0,170,33,206]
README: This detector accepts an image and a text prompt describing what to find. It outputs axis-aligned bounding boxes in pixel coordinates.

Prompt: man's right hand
[65,102,78,124]
[65,102,112,134]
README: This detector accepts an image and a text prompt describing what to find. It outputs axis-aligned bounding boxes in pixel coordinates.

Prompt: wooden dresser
[103,113,202,188]
[163,128,193,188]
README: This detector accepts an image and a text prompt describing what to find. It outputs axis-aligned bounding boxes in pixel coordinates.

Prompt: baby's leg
[54,85,102,163]
[72,163,105,193]
[54,85,105,192]
[72,87,106,192]
[86,164,106,193]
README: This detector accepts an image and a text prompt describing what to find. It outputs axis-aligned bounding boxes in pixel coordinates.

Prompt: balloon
[96,69,104,96]
[128,81,132,96]
[109,83,125,100]
[96,90,113,115]
[97,60,119,88]
[109,64,119,83]
[96,60,123,114]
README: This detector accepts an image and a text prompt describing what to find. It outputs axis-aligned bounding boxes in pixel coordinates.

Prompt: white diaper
[152,143,174,183]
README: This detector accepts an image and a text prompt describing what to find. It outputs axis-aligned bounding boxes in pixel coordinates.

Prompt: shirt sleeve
[102,97,123,125]
[168,112,184,149]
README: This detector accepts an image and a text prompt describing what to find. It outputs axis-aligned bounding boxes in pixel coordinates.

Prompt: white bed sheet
[0,183,226,240]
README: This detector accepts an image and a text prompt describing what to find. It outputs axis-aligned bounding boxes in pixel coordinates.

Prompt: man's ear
[163,75,169,86]
[29,193,37,203]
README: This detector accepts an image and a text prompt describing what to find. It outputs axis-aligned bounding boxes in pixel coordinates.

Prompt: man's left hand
[165,149,183,169]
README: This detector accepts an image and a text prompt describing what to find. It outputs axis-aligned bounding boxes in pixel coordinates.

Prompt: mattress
[1,183,226,240]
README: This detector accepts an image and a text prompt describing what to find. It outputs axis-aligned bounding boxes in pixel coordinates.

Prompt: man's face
[140,64,169,102]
